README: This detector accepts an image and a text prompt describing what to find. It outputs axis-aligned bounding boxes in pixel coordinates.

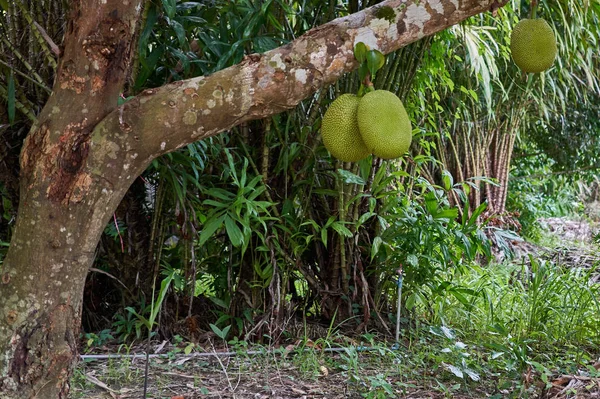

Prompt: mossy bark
[0,0,509,397]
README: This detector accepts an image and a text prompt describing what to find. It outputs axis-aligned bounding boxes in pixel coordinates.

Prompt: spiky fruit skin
[510,18,557,73]
[357,90,412,159]
[321,94,370,162]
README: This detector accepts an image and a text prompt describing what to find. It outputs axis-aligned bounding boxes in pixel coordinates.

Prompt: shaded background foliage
[1,0,599,344]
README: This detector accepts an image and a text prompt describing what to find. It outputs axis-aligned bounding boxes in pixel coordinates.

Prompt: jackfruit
[357,90,412,159]
[510,18,557,73]
[321,94,370,162]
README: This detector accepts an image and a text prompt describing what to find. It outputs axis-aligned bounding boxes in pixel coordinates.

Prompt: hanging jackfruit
[321,94,370,162]
[357,90,412,159]
[510,18,557,73]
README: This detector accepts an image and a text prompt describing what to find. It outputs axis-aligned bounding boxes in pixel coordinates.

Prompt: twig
[32,21,60,58]
[85,374,120,397]
[88,267,130,291]
[210,341,236,394]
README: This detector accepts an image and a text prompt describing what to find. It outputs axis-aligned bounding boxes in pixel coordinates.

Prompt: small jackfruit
[357,90,412,159]
[510,18,557,73]
[321,94,370,162]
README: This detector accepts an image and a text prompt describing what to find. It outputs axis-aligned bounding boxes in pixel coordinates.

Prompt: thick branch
[90,0,508,181]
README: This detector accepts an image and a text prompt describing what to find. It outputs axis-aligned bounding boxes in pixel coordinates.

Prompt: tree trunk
[0,0,143,396]
[0,0,508,397]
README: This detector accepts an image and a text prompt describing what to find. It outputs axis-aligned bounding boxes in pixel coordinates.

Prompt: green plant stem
[0,58,51,93]
[340,178,348,294]
[530,0,538,19]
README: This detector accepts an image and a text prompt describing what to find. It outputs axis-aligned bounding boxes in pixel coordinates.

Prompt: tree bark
[0,0,508,397]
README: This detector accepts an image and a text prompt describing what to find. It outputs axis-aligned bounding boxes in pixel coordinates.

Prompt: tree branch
[90,0,509,176]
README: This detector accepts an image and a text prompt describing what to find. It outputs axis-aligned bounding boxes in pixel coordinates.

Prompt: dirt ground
[72,346,516,399]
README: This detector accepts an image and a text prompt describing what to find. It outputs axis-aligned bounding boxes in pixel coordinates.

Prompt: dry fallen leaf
[319,365,329,376]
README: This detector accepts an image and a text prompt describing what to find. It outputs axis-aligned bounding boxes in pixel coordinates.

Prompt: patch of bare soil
[71,344,485,399]
[71,340,600,399]
[76,352,358,398]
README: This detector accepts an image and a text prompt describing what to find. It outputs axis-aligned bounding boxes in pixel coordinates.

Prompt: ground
[71,217,600,398]
[72,342,517,398]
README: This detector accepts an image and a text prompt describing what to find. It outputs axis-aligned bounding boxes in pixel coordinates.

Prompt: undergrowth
[73,254,600,398]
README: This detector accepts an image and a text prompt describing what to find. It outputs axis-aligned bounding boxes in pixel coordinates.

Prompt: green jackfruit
[357,90,412,159]
[511,18,557,73]
[321,94,370,162]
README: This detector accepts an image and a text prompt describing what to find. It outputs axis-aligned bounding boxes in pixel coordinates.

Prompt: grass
[71,322,599,398]
[71,229,600,398]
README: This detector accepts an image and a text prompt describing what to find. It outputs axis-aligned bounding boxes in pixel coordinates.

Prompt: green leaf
[125,307,150,327]
[139,5,158,53]
[203,199,228,208]
[7,72,15,124]
[337,169,366,185]
[184,343,194,355]
[0,0,8,10]
[424,192,438,215]
[161,0,176,19]
[205,188,234,201]
[358,212,376,226]
[445,364,464,379]
[405,293,417,310]
[210,323,230,340]
[434,208,458,220]
[149,271,174,325]
[441,170,453,191]
[371,236,383,259]
[199,215,225,246]
[358,63,370,83]
[224,216,243,247]
[354,42,368,63]
[117,96,135,106]
[209,297,229,309]
[168,19,187,49]
[366,49,385,78]
[467,201,488,226]
[331,222,353,237]
[406,254,418,266]
[209,323,224,338]
[321,227,328,248]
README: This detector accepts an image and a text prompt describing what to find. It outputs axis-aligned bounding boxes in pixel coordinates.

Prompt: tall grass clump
[429,258,600,362]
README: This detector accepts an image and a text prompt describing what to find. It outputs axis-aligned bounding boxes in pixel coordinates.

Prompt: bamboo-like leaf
[199,214,225,246]
[149,271,174,325]
[330,222,352,237]
[337,169,366,185]
[224,215,243,247]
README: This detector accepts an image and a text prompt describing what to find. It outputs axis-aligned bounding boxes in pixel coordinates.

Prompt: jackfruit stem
[358,76,374,98]
[530,0,538,19]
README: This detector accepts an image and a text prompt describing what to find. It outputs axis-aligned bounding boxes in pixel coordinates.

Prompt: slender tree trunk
[0,1,508,397]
